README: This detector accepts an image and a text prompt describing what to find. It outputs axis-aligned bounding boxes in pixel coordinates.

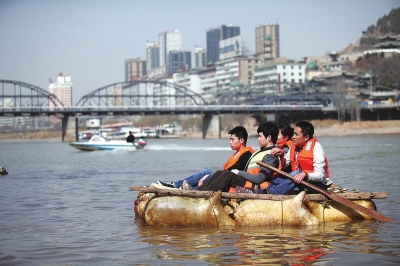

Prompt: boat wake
[145,144,232,151]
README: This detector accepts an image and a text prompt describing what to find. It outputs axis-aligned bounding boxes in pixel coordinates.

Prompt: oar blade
[256,161,396,223]
[329,192,396,222]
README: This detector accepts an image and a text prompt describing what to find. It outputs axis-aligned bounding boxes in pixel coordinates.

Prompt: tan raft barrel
[132,185,386,226]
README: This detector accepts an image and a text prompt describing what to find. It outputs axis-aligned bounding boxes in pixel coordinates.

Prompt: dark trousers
[265,170,329,195]
[197,170,246,192]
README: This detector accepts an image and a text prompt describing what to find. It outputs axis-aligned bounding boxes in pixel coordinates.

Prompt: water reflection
[136,221,399,265]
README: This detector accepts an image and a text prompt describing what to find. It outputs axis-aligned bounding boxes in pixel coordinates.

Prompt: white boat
[105,127,148,140]
[78,130,97,141]
[69,135,147,151]
[154,124,182,138]
[141,128,158,138]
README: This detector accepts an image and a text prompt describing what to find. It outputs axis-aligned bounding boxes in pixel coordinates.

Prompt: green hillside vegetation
[344,8,400,89]
[361,7,400,45]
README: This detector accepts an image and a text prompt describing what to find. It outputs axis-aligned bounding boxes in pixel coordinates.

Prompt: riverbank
[1,120,399,141]
[312,119,400,137]
[219,119,400,138]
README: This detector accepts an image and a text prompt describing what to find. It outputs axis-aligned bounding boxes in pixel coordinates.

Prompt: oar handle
[257,161,329,197]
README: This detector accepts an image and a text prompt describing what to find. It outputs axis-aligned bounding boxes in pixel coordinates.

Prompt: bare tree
[330,79,347,122]
[372,54,400,89]
[241,39,253,57]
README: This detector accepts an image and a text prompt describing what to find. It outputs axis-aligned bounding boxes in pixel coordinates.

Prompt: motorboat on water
[69,135,147,151]
[0,166,8,176]
[81,122,183,140]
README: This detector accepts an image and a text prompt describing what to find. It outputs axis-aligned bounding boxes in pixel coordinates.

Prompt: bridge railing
[1,102,399,116]
[0,104,325,114]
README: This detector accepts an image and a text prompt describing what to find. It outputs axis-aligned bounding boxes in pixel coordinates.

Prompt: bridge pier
[75,117,79,141]
[61,115,69,142]
[202,115,221,139]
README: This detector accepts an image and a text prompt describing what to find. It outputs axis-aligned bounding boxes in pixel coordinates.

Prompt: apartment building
[171,65,217,102]
[167,50,191,76]
[255,23,280,61]
[194,46,207,67]
[125,58,147,82]
[49,73,73,107]
[254,58,305,93]
[172,68,202,95]
[215,57,260,92]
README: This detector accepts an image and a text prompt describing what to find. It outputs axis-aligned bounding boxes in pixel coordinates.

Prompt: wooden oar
[256,161,396,223]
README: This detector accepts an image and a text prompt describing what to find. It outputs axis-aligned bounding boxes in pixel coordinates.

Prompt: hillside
[340,7,400,54]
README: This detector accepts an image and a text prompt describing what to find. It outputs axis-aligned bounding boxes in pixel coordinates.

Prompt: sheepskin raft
[131,185,387,226]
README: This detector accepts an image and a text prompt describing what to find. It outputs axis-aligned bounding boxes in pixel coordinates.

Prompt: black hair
[295,120,314,138]
[257,121,278,144]
[278,124,294,139]
[228,126,248,144]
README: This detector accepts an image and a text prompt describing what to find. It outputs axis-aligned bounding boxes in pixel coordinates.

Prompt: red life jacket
[289,137,330,178]
[222,146,254,170]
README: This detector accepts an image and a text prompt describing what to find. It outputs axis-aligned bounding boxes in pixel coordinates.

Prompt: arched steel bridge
[1,79,399,140]
[75,80,208,107]
[0,78,336,120]
[0,79,334,109]
[0,80,64,108]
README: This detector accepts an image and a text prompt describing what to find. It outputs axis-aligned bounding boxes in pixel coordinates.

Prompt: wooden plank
[129,186,387,201]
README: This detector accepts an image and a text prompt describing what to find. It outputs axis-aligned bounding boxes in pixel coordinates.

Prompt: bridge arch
[0,80,64,107]
[76,80,208,107]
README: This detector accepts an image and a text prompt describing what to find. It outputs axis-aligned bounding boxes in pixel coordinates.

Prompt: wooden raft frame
[129,186,387,202]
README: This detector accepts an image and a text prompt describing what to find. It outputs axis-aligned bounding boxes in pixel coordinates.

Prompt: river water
[1,135,400,265]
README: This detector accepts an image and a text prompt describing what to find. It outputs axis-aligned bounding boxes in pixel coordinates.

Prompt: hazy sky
[1,0,399,104]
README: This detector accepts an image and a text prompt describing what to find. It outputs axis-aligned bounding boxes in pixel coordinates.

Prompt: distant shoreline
[1,120,399,141]
[312,120,400,137]
[186,120,400,138]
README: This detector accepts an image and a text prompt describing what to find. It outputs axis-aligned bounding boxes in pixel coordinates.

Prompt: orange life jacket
[286,139,294,149]
[289,137,330,178]
[222,146,254,170]
[277,139,293,149]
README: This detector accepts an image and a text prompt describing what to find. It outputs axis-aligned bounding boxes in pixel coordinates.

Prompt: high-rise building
[167,50,191,76]
[219,36,243,60]
[194,46,207,67]
[49,73,73,107]
[146,42,160,73]
[206,24,240,64]
[255,23,280,61]
[159,29,182,67]
[125,58,147,82]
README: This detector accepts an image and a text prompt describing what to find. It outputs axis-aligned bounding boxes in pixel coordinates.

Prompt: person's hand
[198,174,209,187]
[231,169,239,175]
[293,172,307,183]
[271,148,284,156]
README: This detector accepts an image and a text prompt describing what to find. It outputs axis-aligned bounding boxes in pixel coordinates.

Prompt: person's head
[277,124,294,147]
[228,126,248,151]
[293,120,314,149]
[129,131,132,135]
[257,121,278,147]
